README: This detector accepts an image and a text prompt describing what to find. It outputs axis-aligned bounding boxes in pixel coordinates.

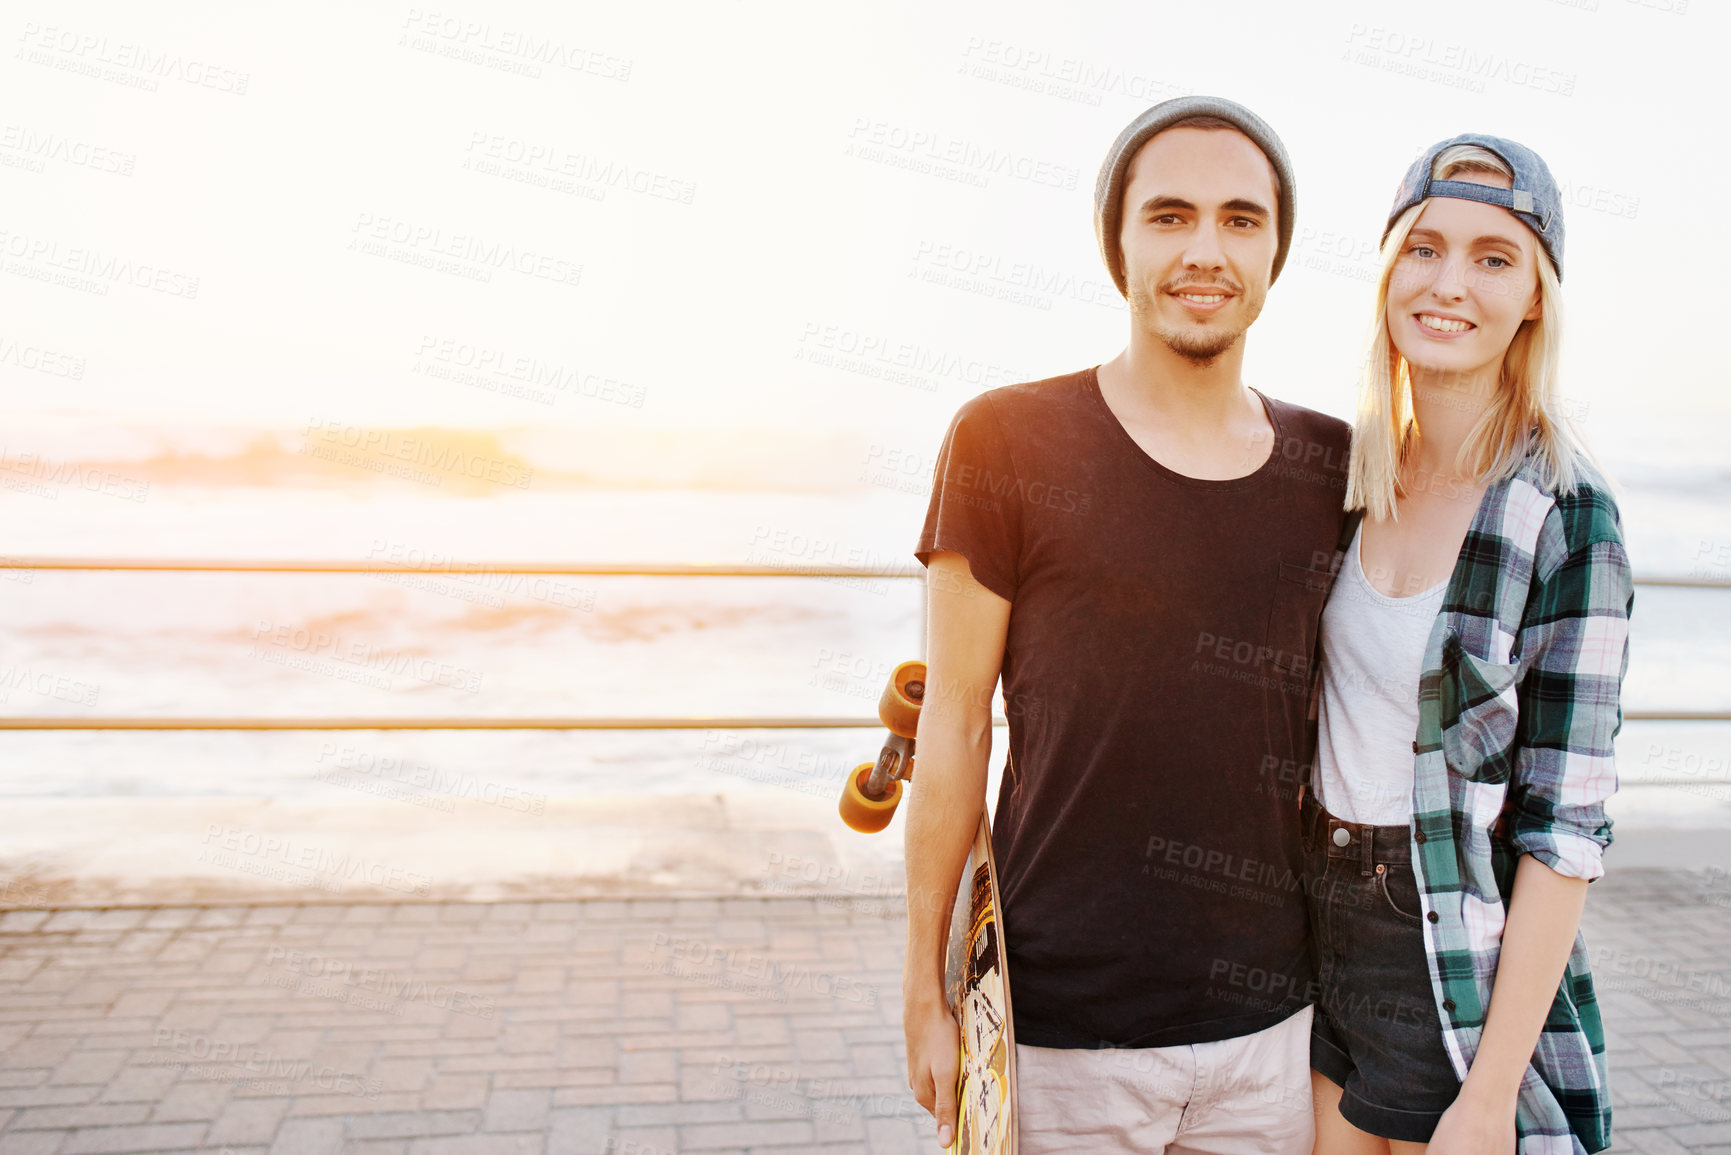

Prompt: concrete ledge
[1605,827,1731,871]
[0,792,908,908]
[2,792,1722,909]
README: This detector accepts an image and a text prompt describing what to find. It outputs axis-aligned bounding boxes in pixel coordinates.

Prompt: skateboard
[837,660,1017,1155]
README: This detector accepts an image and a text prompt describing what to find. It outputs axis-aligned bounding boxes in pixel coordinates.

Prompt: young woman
[1301,135,1632,1154]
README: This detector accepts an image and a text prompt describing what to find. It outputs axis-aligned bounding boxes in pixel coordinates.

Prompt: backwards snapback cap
[1383,133,1566,279]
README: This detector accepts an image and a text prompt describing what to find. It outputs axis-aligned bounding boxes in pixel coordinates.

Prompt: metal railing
[2,557,1727,728]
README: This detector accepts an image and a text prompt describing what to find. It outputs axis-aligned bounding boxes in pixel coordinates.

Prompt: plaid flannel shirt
[1306,449,1633,1154]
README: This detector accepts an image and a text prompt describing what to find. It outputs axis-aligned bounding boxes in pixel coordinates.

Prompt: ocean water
[0,433,1727,824]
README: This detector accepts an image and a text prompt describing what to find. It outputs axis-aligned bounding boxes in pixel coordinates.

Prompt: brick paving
[0,869,1725,1154]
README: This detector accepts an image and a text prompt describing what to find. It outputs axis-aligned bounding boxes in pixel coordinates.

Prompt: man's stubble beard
[1126,274,1267,367]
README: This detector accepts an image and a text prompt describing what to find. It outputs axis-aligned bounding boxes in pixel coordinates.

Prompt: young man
[902,96,1353,1154]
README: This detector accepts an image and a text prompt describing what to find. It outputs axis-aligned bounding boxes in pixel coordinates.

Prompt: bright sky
[2,0,1724,470]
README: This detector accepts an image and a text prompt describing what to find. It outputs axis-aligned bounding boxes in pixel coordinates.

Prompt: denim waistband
[1301,789,1413,870]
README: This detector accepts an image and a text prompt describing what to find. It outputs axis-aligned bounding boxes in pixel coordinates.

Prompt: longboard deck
[943,812,1016,1155]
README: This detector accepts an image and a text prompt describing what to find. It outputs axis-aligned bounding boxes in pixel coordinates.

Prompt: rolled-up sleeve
[1508,536,1635,881]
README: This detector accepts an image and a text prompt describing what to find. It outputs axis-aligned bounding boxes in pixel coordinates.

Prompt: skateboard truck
[838,659,924,833]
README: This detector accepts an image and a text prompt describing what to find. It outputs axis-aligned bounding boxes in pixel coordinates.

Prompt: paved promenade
[0,868,1727,1154]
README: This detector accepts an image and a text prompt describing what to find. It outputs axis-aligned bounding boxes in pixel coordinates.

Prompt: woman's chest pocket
[1436,632,1521,783]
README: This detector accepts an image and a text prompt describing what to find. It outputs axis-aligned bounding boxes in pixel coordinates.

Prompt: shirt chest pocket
[1437,633,1521,783]
[1265,561,1332,677]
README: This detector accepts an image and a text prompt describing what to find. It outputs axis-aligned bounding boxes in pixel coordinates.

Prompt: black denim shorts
[1300,790,1462,1141]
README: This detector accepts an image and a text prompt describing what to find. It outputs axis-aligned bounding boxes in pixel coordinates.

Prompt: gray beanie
[1093,95,1297,296]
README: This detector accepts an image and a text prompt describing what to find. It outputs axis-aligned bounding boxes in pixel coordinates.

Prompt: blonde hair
[1345,144,1589,520]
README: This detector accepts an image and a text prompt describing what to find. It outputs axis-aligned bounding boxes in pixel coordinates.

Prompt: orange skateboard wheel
[839,762,903,833]
[879,660,926,738]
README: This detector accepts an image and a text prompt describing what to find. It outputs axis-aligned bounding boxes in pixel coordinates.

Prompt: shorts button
[1442,999,1456,1012]
[1427,910,1440,923]
[1332,827,1351,847]
[1411,740,1419,753]
[1415,830,1427,844]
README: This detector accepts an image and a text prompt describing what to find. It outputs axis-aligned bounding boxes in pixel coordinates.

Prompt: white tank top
[1312,523,1448,826]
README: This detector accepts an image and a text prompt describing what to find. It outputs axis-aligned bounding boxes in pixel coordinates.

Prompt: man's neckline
[1084,364,1284,491]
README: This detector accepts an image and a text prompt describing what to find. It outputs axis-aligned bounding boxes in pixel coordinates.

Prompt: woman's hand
[1431,855,1586,1155]
[1427,1081,1517,1155]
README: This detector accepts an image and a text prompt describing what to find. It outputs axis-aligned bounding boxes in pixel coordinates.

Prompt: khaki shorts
[1015,1005,1314,1155]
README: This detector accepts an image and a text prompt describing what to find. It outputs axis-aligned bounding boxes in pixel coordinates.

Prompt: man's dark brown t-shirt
[915,364,1351,1049]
